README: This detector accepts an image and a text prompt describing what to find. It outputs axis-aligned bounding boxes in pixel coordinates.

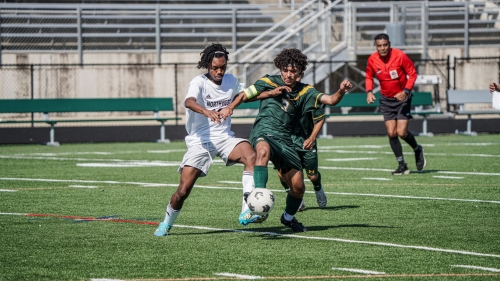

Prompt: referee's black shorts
[379,93,413,121]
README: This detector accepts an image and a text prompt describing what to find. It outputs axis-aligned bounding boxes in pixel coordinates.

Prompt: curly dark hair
[197,43,229,69]
[273,48,308,72]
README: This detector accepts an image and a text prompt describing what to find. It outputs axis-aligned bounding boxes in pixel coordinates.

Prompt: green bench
[324,91,441,137]
[0,98,180,146]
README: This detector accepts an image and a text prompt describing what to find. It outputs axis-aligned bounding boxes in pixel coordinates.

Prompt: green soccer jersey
[246,75,324,143]
[291,106,325,148]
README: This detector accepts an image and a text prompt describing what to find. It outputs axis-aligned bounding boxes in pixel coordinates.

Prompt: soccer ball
[246,188,275,215]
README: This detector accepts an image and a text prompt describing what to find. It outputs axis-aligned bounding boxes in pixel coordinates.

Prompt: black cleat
[415,145,426,171]
[280,214,308,232]
[392,163,410,175]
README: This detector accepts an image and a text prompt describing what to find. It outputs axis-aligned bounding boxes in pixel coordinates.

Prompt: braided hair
[273,48,308,72]
[197,43,229,69]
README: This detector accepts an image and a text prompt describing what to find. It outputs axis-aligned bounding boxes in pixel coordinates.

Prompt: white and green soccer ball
[247,188,275,216]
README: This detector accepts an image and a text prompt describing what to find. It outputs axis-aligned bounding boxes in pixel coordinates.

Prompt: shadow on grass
[300,205,360,211]
[410,169,443,174]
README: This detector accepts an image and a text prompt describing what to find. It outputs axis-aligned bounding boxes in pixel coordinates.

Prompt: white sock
[163,203,180,225]
[242,171,254,212]
[283,211,294,221]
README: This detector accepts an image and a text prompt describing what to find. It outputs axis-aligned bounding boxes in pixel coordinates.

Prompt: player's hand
[219,107,233,120]
[269,86,292,97]
[394,91,406,101]
[366,92,376,104]
[490,83,499,93]
[302,138,315,150]
[339,79,353,94]
[204,109,222,123]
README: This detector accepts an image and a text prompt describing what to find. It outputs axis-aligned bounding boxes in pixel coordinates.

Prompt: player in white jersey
[154,44,274,236]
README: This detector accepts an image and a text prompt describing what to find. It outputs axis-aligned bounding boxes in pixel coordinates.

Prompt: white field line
[362,178,392,181]
[331,268,386,275]
[433,176,464,179]
[319,166,500,176]
[331,191,500,204]
[214,273,264,279]
[0,155,183,164]
[219,181,243,184]
[1,177,498,204]
[326,158,378,161]
[76,162,179,167]
[147,149,187,153]
[91,279,125,281]
[317,150,500,158]
[0,189,18,192]
[1,211,498,259]
[451,265,500,272]
[68,185,98,189]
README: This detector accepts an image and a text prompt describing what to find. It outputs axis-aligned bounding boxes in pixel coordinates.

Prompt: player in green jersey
[221,48,353,232]
[272,72,327,211]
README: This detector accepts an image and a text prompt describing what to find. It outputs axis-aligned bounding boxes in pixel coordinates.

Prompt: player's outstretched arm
[248,86,292,102]
[319,79,353,106]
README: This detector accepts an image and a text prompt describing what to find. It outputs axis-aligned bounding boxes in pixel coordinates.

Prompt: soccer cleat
[154,222,171,237]
[297,200,306,212]
[280,214,307,232]
[392,163,410,175]
[315,187,327,208]
[239,209,268,226]
[415,145,426,171]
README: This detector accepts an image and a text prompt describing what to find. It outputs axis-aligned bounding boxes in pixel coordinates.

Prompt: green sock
[285,193,303,216]
[312,172,322,191]
[253,166,268,188]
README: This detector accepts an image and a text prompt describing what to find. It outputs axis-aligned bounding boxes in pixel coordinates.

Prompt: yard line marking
[214,273,263,279]
[331,192,500,204]
[317,150,500,158]
[1,177,498,204]
[320,166,500,176]
[77,162,179,167]
[433,176,464,179]
[362,178,392,181]
[0,189,18,192]
[2,212,499,259]
[331,268,385,275]
[69,185,98,188]
[110,273,500,280]
[326,158,378,161]
[438,171,500,176]
[320,166,393,172]
[321,145,386,149]
[147,149,187,153]
[451,265,500,272]
[91,279,125,281]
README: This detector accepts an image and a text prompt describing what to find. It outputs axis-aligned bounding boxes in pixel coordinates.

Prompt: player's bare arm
[248,86,292,102]
[185,97,221,123]
[303,118,325,150]
[319,79,353,106]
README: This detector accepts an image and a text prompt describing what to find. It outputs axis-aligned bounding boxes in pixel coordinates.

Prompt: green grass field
[0,134,499,281]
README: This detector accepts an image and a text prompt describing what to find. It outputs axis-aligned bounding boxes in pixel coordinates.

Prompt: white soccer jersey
[184,73,244,146]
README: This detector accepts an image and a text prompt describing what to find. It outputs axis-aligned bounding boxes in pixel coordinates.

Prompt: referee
[365,33,426,175]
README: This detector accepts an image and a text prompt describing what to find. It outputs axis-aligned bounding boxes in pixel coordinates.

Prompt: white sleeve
[184,78,203,108]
